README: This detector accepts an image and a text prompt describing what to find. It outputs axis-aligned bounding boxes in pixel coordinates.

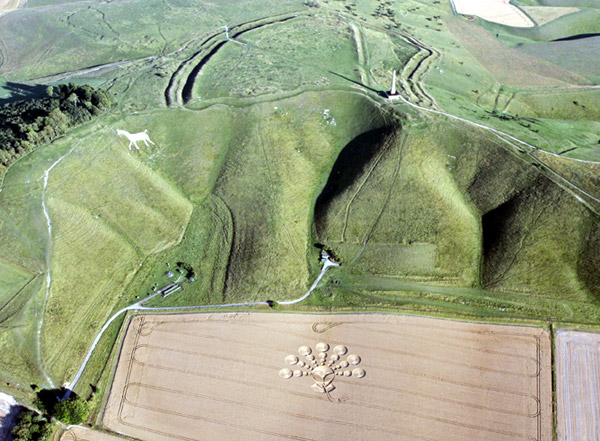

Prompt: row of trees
[0,83,112,174]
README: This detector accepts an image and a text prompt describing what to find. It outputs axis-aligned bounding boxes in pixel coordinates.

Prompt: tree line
[0,83,112,175]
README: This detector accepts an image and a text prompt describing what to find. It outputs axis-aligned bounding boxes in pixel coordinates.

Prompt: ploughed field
[556,330,600,441]
[103,313,552,441]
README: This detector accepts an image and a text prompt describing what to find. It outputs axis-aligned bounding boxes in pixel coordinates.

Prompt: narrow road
[63,258,339,399]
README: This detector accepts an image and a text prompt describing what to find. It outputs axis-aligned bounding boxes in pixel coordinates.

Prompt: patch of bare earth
[103,313,552,441]
[452,0,534,27]
[556,330,600,441]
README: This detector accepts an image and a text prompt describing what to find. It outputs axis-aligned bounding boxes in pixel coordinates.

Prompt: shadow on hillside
[0,82,47,105]
[313,126,395,234]
[0,401,24,441]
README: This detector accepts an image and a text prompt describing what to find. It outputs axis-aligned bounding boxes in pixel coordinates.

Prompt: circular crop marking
[352,368,366,378]
[333,345,347,356]
[347,354,361,365]
[316,342,329,352]
[298,345,311,356]
[279,368,293,379]
[285,354,299,365]
[279,342,365,402]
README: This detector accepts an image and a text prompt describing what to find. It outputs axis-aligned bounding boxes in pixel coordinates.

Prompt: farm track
[36,143,81,388]
[63,259,338,397]
[0,273,39,324]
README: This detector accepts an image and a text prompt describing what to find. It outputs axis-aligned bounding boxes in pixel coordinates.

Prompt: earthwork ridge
[163,10,439,108]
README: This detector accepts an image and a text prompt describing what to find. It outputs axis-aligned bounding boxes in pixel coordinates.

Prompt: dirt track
[103,313,552,441]
[60,427,128,441]
[556,330,600,441]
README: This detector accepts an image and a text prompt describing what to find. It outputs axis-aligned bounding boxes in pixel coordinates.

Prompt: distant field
[517,37,600,84]
[451,0,534,27]
[104,313,552,441]
[556,330,600,441]
[522,6,579,26]
[0,0,23,14]
[444,16,589,87]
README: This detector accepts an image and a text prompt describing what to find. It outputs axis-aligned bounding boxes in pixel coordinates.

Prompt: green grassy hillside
[0,0,598,399]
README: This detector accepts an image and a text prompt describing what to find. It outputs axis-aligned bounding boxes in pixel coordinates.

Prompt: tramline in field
[102,313,552,441]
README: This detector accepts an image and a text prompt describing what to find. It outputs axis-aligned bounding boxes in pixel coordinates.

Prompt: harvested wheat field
[61,426,129,441]
[103,313,552,441]
[451,0,534,28]
[0,0,24,14]
[556,330,600,441]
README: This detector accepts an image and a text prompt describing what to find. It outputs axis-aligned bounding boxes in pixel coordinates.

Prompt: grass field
[0,260,34,309]
[521,6,579,26]
[103,312,552,441]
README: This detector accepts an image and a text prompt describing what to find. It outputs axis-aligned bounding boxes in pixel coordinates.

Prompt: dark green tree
[11,410,53,441]
[52,395,89,424]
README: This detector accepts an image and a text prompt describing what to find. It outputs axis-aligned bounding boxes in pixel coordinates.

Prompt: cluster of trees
[11,389,91,441]
[10,410,53,441]
[34,388,90,425]
[0,83,112,174]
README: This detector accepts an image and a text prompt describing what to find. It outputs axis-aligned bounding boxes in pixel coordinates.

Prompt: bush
[52,395,89,424]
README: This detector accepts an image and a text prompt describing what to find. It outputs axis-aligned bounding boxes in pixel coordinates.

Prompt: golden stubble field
[0,0,23,14]
[451,0,534,27]
[556,330,600,441]
[61,427,128,441]
[103,313,552,441]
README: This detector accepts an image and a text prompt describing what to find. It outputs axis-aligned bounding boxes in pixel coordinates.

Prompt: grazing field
[517,37,600,84]
[444,17,589,88]
[521,6,579,26]
[103,313,552,441]
[556,330,600,441]
[451,0,534,27]
[0,260,34,309]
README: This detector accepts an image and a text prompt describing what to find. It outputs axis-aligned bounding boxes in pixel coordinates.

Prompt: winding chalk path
[63,258,339,399]
[37,145,79,388]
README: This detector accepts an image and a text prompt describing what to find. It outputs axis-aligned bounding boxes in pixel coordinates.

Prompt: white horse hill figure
[116,129,155,150]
